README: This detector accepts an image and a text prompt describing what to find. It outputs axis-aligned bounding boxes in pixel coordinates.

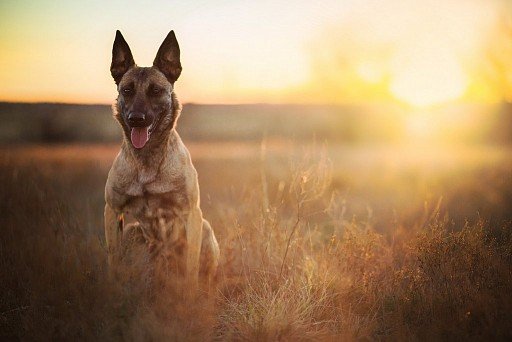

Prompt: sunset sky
[0,0,511,105]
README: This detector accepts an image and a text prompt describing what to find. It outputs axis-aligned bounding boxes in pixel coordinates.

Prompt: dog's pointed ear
[153,30,182,84]
[111,30,135,85]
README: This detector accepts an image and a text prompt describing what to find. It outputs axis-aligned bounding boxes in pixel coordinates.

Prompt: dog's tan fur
[104,30,219,291]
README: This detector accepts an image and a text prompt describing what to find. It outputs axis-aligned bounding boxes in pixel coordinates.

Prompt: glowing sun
[390,48,468,107]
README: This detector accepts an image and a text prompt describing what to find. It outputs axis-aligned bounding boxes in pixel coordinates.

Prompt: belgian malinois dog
[104,30,219,291]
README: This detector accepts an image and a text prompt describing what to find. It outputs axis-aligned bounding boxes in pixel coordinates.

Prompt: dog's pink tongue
[130,127,149,149]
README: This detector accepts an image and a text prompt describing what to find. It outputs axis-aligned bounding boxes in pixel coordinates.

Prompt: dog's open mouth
[130,126,151,149]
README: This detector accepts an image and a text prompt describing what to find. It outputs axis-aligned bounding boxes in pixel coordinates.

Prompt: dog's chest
[126,192,185,221]
[124,165,184,197]
[124,167,157,196]
[122,176,189,225]
[138,166,157,184]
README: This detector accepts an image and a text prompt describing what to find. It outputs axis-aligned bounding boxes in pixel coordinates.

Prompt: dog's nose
[127,112,146,126]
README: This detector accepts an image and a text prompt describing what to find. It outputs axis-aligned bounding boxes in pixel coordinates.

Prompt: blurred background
[1,0,512,228]
[0,0,511,145]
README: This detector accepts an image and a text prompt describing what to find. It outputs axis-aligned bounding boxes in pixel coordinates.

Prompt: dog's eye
[152,87,162,95]
[122,88,132,96]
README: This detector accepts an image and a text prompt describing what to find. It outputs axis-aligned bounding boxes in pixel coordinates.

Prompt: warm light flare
[390,49,468,107]
[404,110,439,142]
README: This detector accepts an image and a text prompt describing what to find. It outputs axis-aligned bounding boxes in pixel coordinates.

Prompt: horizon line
[0,99,506,108]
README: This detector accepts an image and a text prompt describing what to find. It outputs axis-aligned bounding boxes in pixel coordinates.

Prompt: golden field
[1,135,511,340]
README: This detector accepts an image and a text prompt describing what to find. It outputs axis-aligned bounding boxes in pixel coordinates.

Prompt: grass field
[1,139,512,340]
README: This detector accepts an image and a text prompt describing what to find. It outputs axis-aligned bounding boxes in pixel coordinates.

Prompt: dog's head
[110,30,182,149]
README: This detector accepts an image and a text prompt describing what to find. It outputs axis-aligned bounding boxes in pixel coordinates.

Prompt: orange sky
[0,0,511,105]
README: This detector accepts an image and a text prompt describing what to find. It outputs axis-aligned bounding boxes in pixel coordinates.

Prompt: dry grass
[1,143,512,340]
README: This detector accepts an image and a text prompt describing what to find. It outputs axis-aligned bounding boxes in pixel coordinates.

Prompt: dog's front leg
[185,206,203,292]
[104,204,123,270]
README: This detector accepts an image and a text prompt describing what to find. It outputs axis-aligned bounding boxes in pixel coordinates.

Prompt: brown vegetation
[1,143,512,340]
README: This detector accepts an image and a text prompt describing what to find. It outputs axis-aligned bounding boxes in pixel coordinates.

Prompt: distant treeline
[0,102,511,144]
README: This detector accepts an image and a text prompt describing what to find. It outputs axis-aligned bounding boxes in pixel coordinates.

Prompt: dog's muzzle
[127,112,149,127]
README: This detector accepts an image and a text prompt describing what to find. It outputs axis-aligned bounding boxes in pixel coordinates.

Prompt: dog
[104,30,219,291]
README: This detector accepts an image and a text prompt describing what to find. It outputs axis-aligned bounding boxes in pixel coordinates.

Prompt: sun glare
[404,109,439,142]
[356,61,384,84]
[390,49,468,107]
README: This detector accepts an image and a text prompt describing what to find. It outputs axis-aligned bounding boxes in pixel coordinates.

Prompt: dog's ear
[153,30,182,84]
[111,30,135,85]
